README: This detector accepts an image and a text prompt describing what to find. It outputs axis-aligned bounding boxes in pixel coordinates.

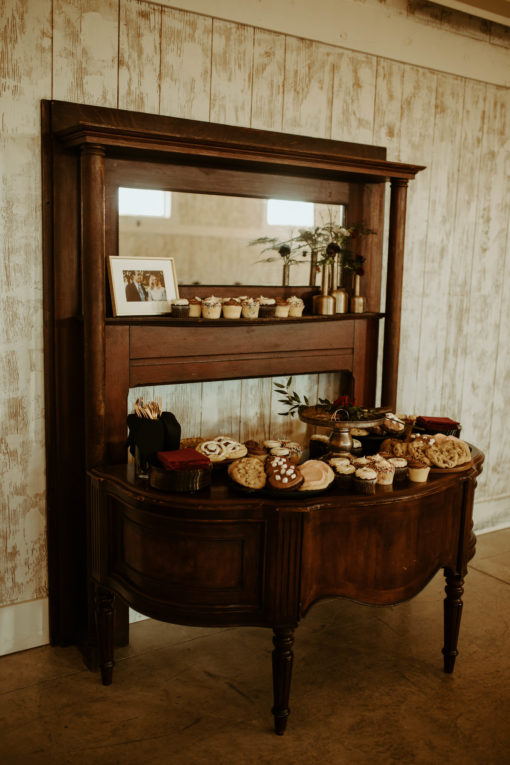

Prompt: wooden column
[382,178,408,410]
[81,145,106,468]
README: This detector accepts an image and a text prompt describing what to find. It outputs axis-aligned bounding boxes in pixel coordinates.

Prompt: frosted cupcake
[352,456,370,469]
[202,296,222,319]
[309,433,330,458]
[241,298,260,319]
[287,296,305,317]
[408,460,430,483]
[274,298,290,318]
[373,458,395,487]
[171,298,190,318]
[258,297,276,318]
[354,466,378,494]
[283,441,303,464]
[334,462,355,489]
[389,457,408,483]
[222,298,242,319]
[188,296,202,318]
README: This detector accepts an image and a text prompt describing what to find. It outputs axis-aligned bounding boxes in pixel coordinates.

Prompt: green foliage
[249,209,374,273]
[274,378,311,417]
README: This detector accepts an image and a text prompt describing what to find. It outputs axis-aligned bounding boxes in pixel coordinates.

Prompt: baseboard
[0,597,49,657]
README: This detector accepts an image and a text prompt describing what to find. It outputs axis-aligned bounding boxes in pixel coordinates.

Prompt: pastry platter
[298,405,389,455]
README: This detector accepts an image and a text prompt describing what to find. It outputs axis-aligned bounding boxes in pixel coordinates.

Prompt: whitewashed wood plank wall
[1,0,509,636]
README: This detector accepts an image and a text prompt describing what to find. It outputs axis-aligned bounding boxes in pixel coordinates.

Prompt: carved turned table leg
[94,585,115,685]
[442,570,464,673]
[272,627,295,735]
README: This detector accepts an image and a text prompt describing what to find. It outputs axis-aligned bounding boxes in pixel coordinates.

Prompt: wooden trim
[382,179,408,409]
[81,145,107,468]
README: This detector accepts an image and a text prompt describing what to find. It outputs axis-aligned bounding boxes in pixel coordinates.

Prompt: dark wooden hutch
[42,101,483,734]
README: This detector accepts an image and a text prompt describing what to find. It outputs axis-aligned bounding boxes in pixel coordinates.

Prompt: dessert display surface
[143,428,474,497]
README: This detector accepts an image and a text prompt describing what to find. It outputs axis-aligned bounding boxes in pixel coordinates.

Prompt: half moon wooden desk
[87,446,483,735]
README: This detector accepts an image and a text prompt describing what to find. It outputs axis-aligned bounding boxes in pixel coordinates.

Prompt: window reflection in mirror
[118,189,346,287]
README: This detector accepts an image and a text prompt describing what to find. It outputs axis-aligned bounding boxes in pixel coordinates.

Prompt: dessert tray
[298,405,389,455]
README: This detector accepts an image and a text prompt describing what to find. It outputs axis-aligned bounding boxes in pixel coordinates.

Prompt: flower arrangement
[249,211,373,274]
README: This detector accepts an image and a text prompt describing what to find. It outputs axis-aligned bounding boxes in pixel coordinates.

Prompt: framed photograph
[108,257,179,316]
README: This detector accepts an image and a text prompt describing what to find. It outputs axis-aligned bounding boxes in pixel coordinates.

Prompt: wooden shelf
[105,312,384,327]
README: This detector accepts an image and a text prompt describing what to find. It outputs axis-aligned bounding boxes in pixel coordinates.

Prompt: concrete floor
[1,528,510,765]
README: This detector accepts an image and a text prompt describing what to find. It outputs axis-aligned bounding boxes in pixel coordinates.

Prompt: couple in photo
[125,270,166,302]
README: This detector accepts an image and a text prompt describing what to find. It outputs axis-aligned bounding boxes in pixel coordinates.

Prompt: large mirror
[118,188,346,286]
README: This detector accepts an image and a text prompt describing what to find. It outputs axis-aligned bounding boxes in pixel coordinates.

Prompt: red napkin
[157,448,210,470]
[416,417,460,432]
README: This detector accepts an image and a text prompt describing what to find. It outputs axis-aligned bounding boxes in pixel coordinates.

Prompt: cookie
[196,440,227,462]
[228,457,267,489]
[380,438,408,457]
[213,436,247,459]
[426,437,466,469]
[408,438,432,466]
[265,455,294,476]
[267,463,303,491]
[449,436,471,464]
[298,460,335,491]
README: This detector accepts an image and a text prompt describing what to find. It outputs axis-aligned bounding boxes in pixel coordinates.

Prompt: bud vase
[282,262,290,287]
[350,274,366,313]
[330,254,349,313]
[314,263,335,315]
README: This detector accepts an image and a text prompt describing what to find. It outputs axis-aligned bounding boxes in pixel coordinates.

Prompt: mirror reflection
[118,189,345,287]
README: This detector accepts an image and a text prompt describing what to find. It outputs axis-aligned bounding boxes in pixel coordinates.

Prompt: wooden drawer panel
[129,321,355,384]
[130,321,354,359]
[109,500,266,614]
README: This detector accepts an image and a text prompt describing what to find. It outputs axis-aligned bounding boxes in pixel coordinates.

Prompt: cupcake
[258,297,276,318]
[408,460,430,482]
[333,462,356,489]
[372,458,395,486]
[274,297,290,318]
[283,441,303,464]
[352,456,370,469]
[354,466,378,494]
[202,296,222,319]
[222,298,242,319]
[241,298,260,318]
[188,296,202,318]
[264,439,282,450]
[287,296,305,317]
[388,457,408,483]
[309,434,330,458]
[244,440,268,461]
[328,456,352,470]
[171,298,190,318]
[350,438,363,456]
[270,446,290,457]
